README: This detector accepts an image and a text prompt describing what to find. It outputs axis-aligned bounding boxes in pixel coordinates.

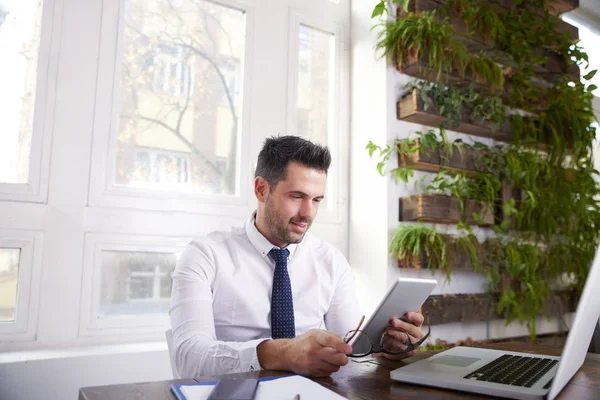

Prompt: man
[170,135,425,378]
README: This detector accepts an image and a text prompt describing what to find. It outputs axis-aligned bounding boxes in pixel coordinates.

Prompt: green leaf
[366,141,380,158]
[472,212,484,224]
[584,70,597,80]
[371,2,386,19]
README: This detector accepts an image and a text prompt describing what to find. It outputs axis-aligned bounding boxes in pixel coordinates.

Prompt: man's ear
[254,176,269,203]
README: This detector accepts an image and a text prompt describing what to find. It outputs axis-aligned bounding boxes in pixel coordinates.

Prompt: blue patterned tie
[269,248,295,339]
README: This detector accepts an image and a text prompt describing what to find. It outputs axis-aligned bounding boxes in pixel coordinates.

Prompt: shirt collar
[245,211,298,260]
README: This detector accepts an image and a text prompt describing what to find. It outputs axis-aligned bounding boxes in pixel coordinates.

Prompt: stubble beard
[264,196,309,245]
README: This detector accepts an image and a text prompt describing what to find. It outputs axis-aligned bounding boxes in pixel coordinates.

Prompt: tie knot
[269,248,290,265]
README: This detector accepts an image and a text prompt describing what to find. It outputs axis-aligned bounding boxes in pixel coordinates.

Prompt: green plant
[409,81,506,129]
[389,223,481,281]
[374,10,504,87]
[390,224,448,276]
[369,0,600,339]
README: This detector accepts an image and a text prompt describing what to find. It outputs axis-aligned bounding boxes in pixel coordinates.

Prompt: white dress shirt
[169,212,362,378]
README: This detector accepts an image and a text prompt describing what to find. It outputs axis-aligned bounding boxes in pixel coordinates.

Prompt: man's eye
[314,198,322,203]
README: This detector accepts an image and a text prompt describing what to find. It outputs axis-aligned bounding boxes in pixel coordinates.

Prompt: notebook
[171,375,347,400]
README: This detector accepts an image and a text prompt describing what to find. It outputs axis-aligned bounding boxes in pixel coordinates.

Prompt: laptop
[390,245,600,400]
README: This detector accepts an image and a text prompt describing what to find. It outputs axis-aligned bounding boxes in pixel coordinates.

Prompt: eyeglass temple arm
[344,315,366,344]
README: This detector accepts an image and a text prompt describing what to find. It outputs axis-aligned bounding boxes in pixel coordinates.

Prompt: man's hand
[373,311,425,360]
[257,329,352,377]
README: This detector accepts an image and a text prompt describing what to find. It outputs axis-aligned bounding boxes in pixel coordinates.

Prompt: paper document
[171,375,348,400]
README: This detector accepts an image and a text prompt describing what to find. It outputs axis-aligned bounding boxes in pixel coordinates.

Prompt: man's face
[261,162,326,246]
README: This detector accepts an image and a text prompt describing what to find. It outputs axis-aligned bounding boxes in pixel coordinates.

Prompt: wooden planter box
[397,89,513,141]
[398,234,480,271]
[398,1,579,84]
[403,0,578,40]
[399,194,495,225]
[397,52,546,108]
[422,290,578,325]
[398,138,483,174]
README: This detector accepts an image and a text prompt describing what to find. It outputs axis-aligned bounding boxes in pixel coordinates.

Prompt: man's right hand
[257,329,353,377]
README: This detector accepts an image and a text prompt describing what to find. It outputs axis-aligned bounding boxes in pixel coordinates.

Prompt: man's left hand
[373,311,425,360]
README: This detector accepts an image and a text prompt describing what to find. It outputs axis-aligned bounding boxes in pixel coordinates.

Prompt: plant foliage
[369,0,600,338]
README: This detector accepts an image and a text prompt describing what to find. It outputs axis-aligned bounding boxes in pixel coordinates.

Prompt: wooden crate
[398,234,480,271]
[398,138,482,174]
[397,89,513,141]
[398,0,579,83]
[403,0,578,40]
[422,291,578,325]
[399,194,495,225]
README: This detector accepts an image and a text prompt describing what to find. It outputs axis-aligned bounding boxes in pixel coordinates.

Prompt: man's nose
[299,199,316,220]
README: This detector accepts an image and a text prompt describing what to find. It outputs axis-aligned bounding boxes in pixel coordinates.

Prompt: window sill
[0,341,168,364]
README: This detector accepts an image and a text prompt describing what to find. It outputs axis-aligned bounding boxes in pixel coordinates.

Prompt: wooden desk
[79,342,600,400]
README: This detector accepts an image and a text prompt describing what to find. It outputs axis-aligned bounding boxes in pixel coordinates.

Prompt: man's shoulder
[302,232,345,259]
[187,225,247,252]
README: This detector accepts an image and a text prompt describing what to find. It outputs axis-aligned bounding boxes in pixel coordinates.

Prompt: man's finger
[386,327,422,343]
[314,331,353,355]
[384,328,410,344]
[319,347,349,367]
[389,318,423,339]
[405,311,424,327]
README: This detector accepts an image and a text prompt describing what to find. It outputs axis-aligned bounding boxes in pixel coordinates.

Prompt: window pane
[99,251,176,316]
[0,0,43,184]
[296,24,335,146]
[0,248,20,321]
[115,0,246,195]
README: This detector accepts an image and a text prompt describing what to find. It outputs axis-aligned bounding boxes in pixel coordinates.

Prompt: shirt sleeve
[323,249,363,336]
[169,240,269,378]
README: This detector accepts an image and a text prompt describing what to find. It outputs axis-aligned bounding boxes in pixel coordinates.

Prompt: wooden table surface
[79,342,600,400]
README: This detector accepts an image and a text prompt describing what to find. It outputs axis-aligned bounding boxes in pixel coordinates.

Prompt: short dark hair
[255,135,331,188]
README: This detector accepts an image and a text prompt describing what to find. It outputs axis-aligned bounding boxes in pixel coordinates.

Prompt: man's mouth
[290,220,309,231]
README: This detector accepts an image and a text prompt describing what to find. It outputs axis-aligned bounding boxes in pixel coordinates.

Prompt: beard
[264,196,311,245]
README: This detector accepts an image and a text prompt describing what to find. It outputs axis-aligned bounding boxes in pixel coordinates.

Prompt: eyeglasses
[342,312,431,358]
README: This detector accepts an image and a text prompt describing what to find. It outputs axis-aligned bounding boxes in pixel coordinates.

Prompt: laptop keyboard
[464,354,558,387]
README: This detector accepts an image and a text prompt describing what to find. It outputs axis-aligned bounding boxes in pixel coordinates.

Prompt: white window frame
[79,233,189,336]
[0,230,43,340]
[131,147,192,188]
[0,0,60,203]
[286,8,348,224]
[87,0,255,217]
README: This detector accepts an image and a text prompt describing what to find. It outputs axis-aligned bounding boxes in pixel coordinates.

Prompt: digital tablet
[348,277,437,355]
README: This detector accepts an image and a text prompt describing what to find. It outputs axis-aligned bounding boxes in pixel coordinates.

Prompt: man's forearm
[257,338,293,371]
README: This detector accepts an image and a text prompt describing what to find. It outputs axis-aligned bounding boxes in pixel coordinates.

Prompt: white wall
[348,0,390,316]
[0,345,172,400]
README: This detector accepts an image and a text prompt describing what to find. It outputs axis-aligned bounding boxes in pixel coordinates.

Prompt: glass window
[0,248,20,322]
[296,24,335,146]
[0,0,43,184]
[99,251,176,316]
[132,148,191,187]
[115,0,246,195]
